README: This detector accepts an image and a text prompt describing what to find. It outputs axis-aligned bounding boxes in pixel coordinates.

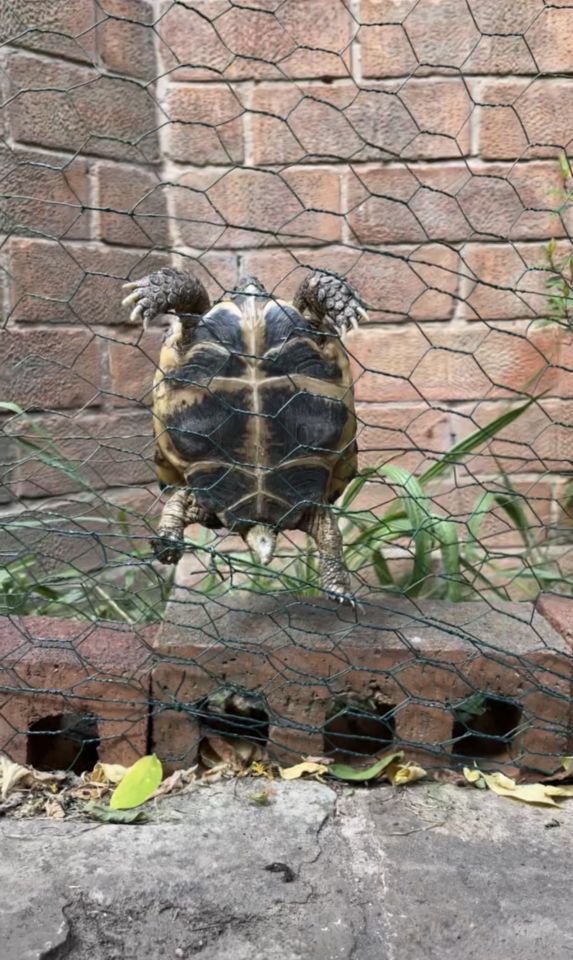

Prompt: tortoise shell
[152,293,357,532]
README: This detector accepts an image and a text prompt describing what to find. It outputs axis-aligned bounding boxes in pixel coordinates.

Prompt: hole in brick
[324,698,396,759]
[199,689,269,745]
[452,695,522,759]
[27,713,100,774]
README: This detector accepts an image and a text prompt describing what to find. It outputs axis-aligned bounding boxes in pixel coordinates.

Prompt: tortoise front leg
[152,488,211,565]
[122,267,211,329]
[294,270,368,338]
[304,506,353,605]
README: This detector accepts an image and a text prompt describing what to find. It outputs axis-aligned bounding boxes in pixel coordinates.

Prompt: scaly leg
[122,267,211,329]
[304,506,353,605]
[293,269,368,338]
[152,489,212,565]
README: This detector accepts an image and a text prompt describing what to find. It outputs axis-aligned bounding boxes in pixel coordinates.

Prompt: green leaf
[559,152,571,181]
[432,518,462,601]
[84,802,148,824]
[328,751,404,782]
[109,755,163,810]
[420,398,536,486]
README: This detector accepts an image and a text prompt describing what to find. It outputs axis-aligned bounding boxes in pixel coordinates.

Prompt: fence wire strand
[0,0,573,784]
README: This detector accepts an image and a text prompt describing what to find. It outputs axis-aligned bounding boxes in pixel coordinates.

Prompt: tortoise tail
[245,525,277,566]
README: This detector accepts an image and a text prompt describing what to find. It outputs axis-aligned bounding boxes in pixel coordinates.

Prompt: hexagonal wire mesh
[0,0,572,782]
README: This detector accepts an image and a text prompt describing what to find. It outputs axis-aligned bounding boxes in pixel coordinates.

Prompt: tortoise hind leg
[293,270,368,338]
[152,489,214,565]
[303,506,354,605]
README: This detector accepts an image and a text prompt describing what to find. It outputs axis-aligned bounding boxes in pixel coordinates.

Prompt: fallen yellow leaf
[562,757,573,776]
[387,761,427,786]
[465,767,573,807]
[280,761,329,780]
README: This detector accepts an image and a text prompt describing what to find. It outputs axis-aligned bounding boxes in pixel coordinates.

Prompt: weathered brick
[526,7,573,73]
[537,595,573,650]
[7,239,169,325]
[348,326,430,403]
[347,166,425,244]
[356,403,450,473]
[9,411,155,498]
[8,238,85,323]
[0,329,101,411]
[207,169,307,248]
[96,162,169,247]
[97,0,156,81]
[360,24,417,78]
[0,616,153,767]
[458,241,557,322]
[1,0,97,63]
[7,53,159,163]
[164,85,244,165]
[108,329,163,407]
[463,35,536,74]
[360,1,418,24]
[158,0,232,81]
[0,146,91,241]
[401,0,480,69]
[466,0,543,34]
[476,78,573,160]
[152,591,572,774]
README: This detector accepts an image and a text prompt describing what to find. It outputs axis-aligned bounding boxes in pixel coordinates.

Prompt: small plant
[542,153,573,330]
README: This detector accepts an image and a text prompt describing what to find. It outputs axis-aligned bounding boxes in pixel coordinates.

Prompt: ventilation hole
[199,690,269,744]
[27,713,100,774]
[452,696,522,760]
[324,699,396,760]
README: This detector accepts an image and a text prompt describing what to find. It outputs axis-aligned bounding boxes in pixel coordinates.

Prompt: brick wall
[1,0,573,566]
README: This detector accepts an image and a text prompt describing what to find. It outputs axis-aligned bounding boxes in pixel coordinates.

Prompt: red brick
[403,0,480,69]
[7,53,159,163]
[7,239,169,325]
[171,166,342,249]
[347,166,425,244]
[0,616,154,767]
[0,147,90,241]
[356,402,450,473]
[360,1,418,23]
[164,85,244,165]
[349,326,430,403]
[157,1,232,81]
[8,410,155,498]
[108,329,162,407]
[463,35,536,74]
[476,78,573,160]
[525,7,573,73]
[360,24,417,78]
[207,169,304,248]
[97,0,156,81]
[0,329,101,411]
[446,398,553,476]
[151,592,572,774]
[537,595,573,649]
[467,0,543,34]
[96,161,169,247]
[1,0,97,63]
[273,0,353,80]
[458,241,555,321]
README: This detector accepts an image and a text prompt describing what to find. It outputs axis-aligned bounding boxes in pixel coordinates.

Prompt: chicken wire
[0,0,572,780]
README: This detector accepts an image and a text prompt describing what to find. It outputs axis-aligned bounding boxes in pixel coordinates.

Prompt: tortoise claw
[151,533,185,565]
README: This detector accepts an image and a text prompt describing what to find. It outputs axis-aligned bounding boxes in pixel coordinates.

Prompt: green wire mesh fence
[0,0,573,782]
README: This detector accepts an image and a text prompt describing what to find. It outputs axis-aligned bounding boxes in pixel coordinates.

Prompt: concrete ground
[2,779,572,960]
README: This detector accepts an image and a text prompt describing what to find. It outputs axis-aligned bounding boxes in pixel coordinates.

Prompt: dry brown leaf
[89,762,128,786]
[150,767,197,800]
[45,797,65,820]
[279,761,329,781]
[201,735,262,773]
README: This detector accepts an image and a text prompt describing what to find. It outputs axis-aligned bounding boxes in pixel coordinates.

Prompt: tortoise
[122,267,368,602]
